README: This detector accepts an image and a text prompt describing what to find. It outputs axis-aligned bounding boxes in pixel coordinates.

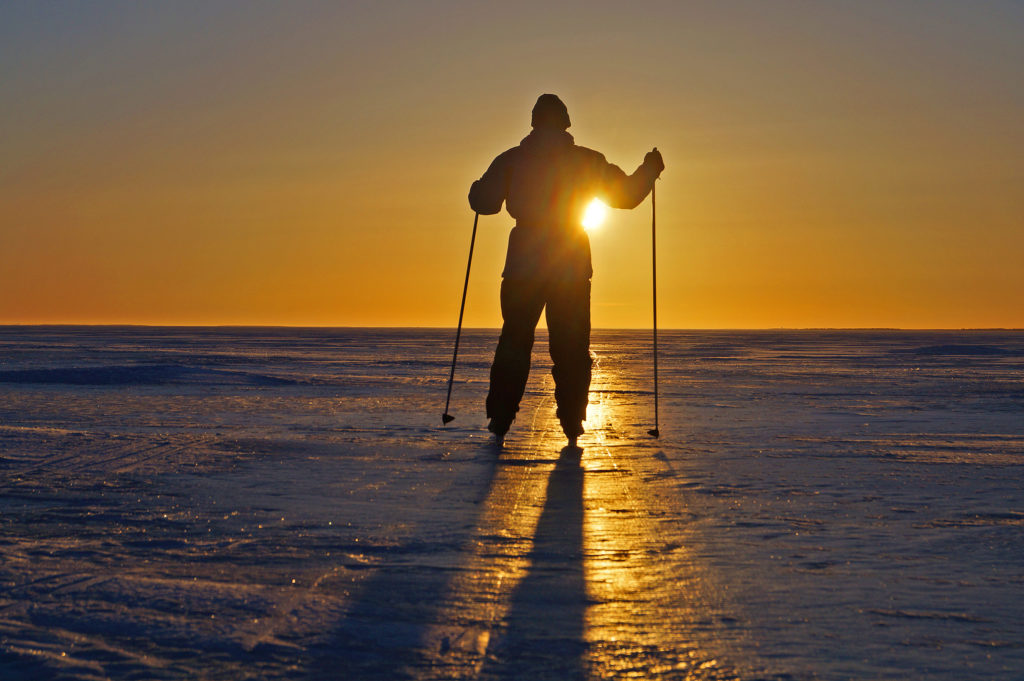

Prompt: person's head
[531,94,571,130]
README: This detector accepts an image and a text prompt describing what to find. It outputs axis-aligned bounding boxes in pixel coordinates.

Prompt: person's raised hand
[644,147,665,176]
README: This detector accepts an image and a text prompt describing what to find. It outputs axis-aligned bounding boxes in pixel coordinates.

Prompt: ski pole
[648,181,661,438]
[442,212,479,425]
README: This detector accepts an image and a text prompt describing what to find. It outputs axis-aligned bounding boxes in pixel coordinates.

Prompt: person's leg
[545,277,592,443]
[485,277,546,437]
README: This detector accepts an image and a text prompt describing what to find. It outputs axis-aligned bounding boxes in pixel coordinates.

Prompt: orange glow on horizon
[2,3,1022,329]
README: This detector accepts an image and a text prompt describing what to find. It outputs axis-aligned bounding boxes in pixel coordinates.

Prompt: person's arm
[596,148,664,209]
[468,149,515,215]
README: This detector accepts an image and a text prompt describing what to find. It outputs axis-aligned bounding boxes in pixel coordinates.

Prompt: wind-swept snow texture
[1,327,1022,680]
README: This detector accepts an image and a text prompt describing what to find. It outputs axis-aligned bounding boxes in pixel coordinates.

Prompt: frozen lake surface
[1,327,1023,680]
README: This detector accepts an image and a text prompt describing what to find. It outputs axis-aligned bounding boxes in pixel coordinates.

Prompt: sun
[582,198,609,232]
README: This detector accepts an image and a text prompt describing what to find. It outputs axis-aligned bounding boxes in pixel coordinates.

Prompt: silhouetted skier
[469,94,664,446]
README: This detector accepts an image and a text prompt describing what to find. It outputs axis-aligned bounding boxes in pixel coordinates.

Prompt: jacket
[469,128,658,279]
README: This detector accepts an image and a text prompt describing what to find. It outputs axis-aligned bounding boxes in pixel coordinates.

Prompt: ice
[1,327,1023,679]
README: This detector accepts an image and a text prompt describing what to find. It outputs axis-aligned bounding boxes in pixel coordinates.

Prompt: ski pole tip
[442,413,455,425]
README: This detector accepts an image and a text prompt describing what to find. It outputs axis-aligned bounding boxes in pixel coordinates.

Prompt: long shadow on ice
[303,443,587,680]
[479,444,587,680]
[303,442,504,680]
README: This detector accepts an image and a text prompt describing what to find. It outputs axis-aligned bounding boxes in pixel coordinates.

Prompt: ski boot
[561,420,584,450]
[488,416,512,447]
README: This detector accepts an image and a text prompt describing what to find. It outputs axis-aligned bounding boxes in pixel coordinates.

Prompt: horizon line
[1,324,1022,332]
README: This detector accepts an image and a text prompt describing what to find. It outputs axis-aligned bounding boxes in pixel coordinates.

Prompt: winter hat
[531,94,571,130]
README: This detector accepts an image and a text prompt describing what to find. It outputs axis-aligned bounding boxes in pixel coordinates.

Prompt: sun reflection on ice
[581,355,738,678]
[408,357,749,677]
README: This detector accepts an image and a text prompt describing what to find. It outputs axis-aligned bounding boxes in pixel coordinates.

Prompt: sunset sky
[3,1,1022,328]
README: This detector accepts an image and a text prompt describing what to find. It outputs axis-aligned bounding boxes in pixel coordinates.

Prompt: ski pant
[485,275,592,434]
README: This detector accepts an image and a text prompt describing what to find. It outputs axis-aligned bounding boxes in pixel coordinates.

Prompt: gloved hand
[644,147,665,177]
